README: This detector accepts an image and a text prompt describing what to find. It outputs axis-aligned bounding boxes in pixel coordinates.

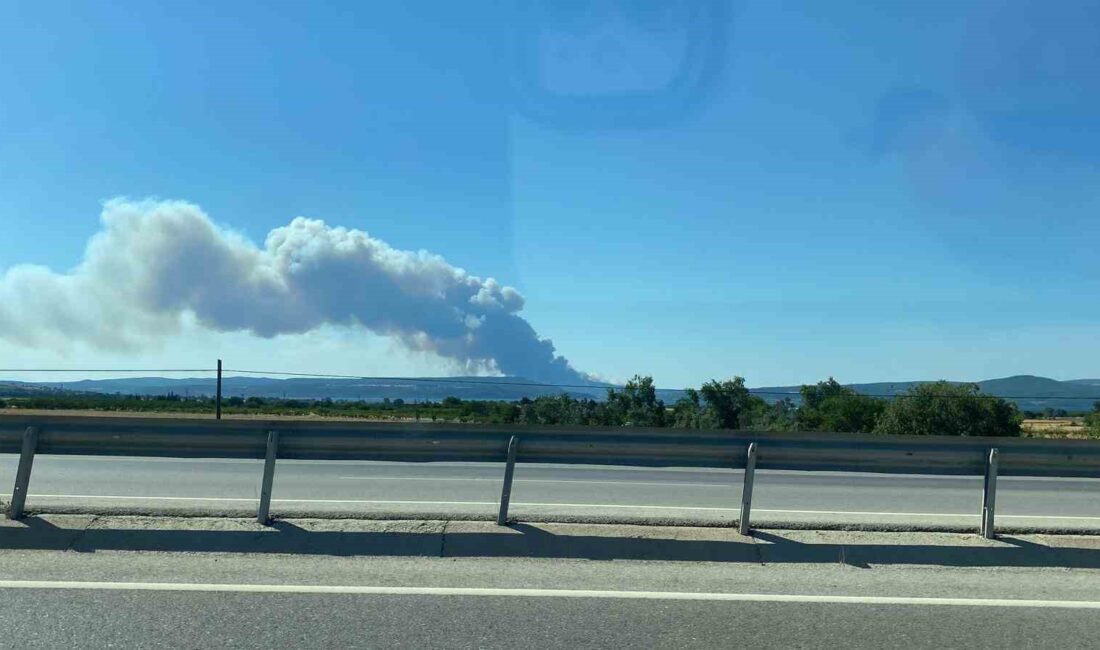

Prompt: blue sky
[1,1,1098,387]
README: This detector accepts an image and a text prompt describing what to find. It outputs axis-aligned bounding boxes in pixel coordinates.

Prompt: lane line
[8,455,1100,486]
[336,476,730,488]
[22,494,1100,520]
[337,476,496,482]
[7,456,1100,484]
[27,494,496,506]
[1,456,731,474]
[755,508,1100,521]
[0,580,1098,608]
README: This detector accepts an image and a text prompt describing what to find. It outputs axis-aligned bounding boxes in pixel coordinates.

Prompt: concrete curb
[12,502,1100,537]
[4,514,1100,568]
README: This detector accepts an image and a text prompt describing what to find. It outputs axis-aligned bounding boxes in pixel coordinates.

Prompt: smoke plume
[0,199,590,384]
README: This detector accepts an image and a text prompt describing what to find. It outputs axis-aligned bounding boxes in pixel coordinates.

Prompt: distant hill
[1,374,1097,412]
[1068,379,1100,388]
[754,375,1100,412]
[978,375,1100,401]
[5,376,615,403]
[0,381,80,398]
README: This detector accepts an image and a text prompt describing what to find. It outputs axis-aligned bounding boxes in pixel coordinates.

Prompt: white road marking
[22,493,1100,521]
[338,476,498,481]
[0,580,1098,608]
[757,508,1100,521]
[28,494,498,506]
[337,476,730,488]
[2,456,729,473]
[7,455,1100,483]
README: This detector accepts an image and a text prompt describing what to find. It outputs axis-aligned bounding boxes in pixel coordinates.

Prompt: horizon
[3,371,1099,393]
[5,371,1100,416]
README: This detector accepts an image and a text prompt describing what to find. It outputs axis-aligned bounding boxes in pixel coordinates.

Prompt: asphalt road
[2,454,1100,530]
[6,588,1097,649]
[3,536,1100,649]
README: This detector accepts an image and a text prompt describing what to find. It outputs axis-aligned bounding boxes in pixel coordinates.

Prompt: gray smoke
[0,199,589,384]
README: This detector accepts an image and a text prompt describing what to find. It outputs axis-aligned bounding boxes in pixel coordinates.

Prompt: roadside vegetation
[0,374,1068,438]
[1086,402,1100,437]
[1016,401,1100,439]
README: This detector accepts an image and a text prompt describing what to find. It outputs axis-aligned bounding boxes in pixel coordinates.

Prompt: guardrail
[2,414,1099,538]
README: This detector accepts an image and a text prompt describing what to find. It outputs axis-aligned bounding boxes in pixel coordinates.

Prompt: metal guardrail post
[9,427,39,520]
[215,359,223,420]
[5,414,1100,534]
[497,436,518,526]
[739,442,758,535]
[257,430,279,525]
[981,448,999,539]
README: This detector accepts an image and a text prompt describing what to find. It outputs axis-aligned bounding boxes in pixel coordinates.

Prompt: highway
[3,526,1100,648]
[2,454,1100,530]
[6,586,1098,648]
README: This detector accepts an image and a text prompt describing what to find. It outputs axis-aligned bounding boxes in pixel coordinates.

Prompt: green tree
[742,397,797,431]
[796,378,885,433]
[605,375,666,427]
[519,394,582,425]
[874,382,1021,437]
[671,383,793,431]
[698,377,755,429]
[1085,402,1100,437]
[671,388,717,429]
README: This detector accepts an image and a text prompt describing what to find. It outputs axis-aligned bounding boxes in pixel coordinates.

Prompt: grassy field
[1021,418,1092,438]
[0,394,520,424]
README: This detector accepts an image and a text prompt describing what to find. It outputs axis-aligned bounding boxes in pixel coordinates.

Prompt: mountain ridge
[1,374,1097,412]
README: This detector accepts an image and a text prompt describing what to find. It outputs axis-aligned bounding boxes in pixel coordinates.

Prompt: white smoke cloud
[0,199,589,384]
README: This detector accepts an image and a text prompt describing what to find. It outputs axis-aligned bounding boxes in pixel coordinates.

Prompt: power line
[0,369,212,373]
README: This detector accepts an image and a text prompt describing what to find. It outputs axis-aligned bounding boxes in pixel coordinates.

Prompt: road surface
[6,587,1097,648]
[3,525,1100,648]
[2,454,1099,530]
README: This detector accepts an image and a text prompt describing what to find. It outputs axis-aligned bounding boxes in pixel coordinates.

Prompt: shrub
[874,382,1021,437]
[796,378,885,433]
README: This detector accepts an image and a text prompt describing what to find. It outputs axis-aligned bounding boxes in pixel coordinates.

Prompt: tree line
[4,377,1099,438]
[512,376,1025,437]
[6,373,1073,439]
